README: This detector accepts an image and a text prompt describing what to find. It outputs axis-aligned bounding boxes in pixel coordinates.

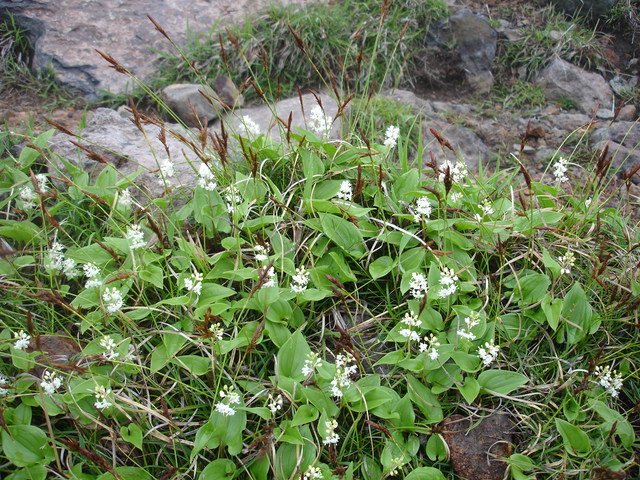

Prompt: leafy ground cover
[0,0,639,479]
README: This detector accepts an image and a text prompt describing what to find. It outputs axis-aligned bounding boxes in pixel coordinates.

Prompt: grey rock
[162,84,224,127]
[219,93,342,141]
[418,9,497,92]
[48,108,202,198]
[596,108,614,120]
[617,105,637,121]
[0,0,320,98]
[609,74,638,96]
[590,121,640,178]
[534,58,613,114]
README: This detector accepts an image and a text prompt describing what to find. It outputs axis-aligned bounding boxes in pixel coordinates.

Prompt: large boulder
[590,121,640,179]
[534,58,613,114]
[418,9,498,93]
[0,0,320,98]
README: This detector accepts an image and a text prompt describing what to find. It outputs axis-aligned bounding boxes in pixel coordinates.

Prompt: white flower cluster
[224,185,242,213]
[330,352,357,398]
[595,365,623,398]
[184,272,203,296]
[291,266,311,293]
[117,187,133,208]
[242,115,261,137]
[125,224,145,250]
[267,393,283,414]
[438,266,458,298]
[457,313,480,341]
[197,163,217,191]
[302,352,322,377]
[322,419,340,445]
[260,266,277,288]
[45,242,80,278]
[0,374,10,397]
[419,334,440,360]
[409,272,428,299]
[208,322,225,341]
[18,174,48,210]
[478,341,500,367]
[253,244,269,262]
[41,370,63,395]
[157,158,175,184]
[412,197,432,223]
[335,180,353,202]
[13,330,31,351]
[94,385,113,410]
[309,105,332,137]
[439,160,468,183]
[558,251,576,275]
[384,125,400,148]
[83,262,102,289]
[480,199,494,217]
[215,385,241,416]
[304,466,324,480]
[553,157,569,183]
[99,335,119,361]
[399,311,422,342]
[102,287,124,314]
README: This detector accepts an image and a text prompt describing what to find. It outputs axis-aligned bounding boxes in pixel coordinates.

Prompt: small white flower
[117,188,133,208]
[335,181,353,202]
[99,335,120,361]
[13,330,31,351]
[457,313,480,341]
[184,272,203,296]
[267,393,283,414]
[409,272,428,299]
[208,322,225,341]
[242,115,261,137]
[399,329,420,341]
[83,263,102,288]
[322,419,339,445]
[157,159,175,183]
[419,334,440,361]
[253,244,269,262]
[125,224,145,250]
[34,174,48,193]
[438,266,458,298]
[480,199,494,217]
[439,160,468,183]
[260,266,277,288]
[215,402,236,416]
[0,374,9,397]
[93,384,113,410]
[401,311,421,328]
[302,352,322,377]
[62,257,80,279]
[45,242,65,271]
[304,466,324,480]
[41,370,62,395]
[384,125,400,148]
[309,105,332,137]
[559,250,576,275]
[216,385,241,416]
[412,196,432,223]
[585,197,592,208]
[330,353,357,398]
[225,185,242,213]
[19,185,37,209]
[291,266,311,293]
[102,287,124,314]
[552,157,569,183]
[478,341,500,367]
[448,191,462,204]
[197,163,217,191]
[594,365,624,398]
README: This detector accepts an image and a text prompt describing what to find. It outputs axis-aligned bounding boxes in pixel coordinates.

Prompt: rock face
[442,413,514,480]
[548,0,616,19]
[419,9,497,93]
[534,58,613,114]
[0,0,319,98]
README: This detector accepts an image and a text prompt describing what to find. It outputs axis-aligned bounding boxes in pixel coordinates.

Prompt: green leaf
[291,404,319,427]
[555,418,590,455]
[517,273,550,303]
[318,213,365,258]
[541,294,562,331]
[369,255,395,279]
[458,377,480,403]
[276,331,311,380]
[199,459,236,479]
[542,247,561,278]
[406,375,443,423]
[561,282,593,345]
[404,467,446,480]
[172,355,211,375]
[588,399,635,448]
[426,435,447,461]
[478,370,528,395]
[2,425,55,467]
[120,424,143,450]
[0,220,42,243]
